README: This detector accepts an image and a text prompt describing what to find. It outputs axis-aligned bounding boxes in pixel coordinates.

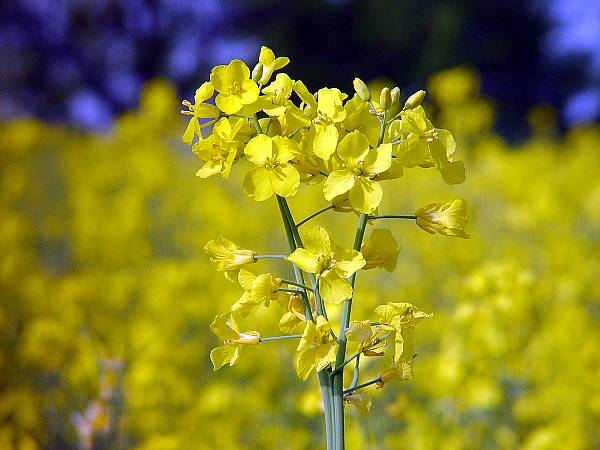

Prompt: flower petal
[349,178,383,214]
[243,167,274,201]
[319,271,352,304]
[323,170,355,201]
[270,164,300,198]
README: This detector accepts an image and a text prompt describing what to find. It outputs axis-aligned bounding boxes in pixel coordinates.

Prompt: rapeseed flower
[287,226,365,303]
[204,236,257,281]
[210,314,261,370]
[415,198,469,238]
[210,60,260,114]
[296,315,338,380]
[181,81,220,144]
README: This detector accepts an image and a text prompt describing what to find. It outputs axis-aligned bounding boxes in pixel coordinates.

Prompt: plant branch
[296,204,335,227]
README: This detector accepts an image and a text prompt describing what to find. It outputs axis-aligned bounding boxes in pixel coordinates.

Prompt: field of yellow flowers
[1,68,599,450]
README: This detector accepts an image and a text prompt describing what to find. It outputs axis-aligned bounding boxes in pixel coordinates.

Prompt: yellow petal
[323,170,355,201]
[270,164,300,198]
[319,271,352,304]
[302,226,332,254]
[313,124,338,160]
[337,130,370,167]
[210,345,239,370]
[288,248,321,274]
[243,167,274,201]
[349,178,383,214]
[245,134,273,165]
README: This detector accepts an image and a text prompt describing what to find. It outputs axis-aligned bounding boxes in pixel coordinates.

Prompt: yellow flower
[360,228,400,271]
[344,391,372,415]
[262,73,294,116]
[210,60,260,114]
[243,134,301,201]
[181,81,220,144]
[204,236,257,282]
[392,106,465,184]
[345,320,386,357]
[375,302,432,380]
[377,366,406,387]
[323,130,392,214]
[415,198,469,238]
[231,269,282,318]
[210,314,260,370]
[296,315,338,380]
[258,46,290,85]
[275,289,316,334]
[192,117,244,179]
[287,226,365,304]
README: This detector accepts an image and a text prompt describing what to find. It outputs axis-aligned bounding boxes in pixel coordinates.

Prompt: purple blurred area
[0,0,598,132]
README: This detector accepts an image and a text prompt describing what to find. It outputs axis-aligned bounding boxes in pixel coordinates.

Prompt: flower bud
[379,87,392,110]
[390,87,401,106]
[404,90,426,110]
[252,63,264,83]
[353,77,371,101]
[415,198,469,238]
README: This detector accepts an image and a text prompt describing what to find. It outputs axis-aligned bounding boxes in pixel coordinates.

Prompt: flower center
[231,81,242,94]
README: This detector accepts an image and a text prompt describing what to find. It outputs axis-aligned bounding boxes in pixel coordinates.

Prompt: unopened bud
[353,77,371,101]
[379,87,392,110]
[390,87,401,106]
[404,90,426,110]
[252,63,264,83]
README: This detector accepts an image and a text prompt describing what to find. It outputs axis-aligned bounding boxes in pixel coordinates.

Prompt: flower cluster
[185,46,469,444]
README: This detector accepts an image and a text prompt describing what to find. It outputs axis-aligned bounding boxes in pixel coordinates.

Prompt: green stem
[251,114,263,134]
[296,204,335,227]
[332,212,369,450]
[368,215,416,220]
[276,195,334,450]
[350,355,360,389]
[330,350,361,376]
[254,254,288,260]
[343,377,381,396]
[259,334,302,342]
[280,279,314,292]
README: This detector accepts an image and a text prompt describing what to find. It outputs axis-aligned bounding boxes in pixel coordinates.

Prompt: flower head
[210,314,261,370]
[323,130,392,213]
[210,60,260,114]
[415,198,469,238]
[231,269,283,318]
[204,236,257,281]
[287,226,365,304]
[243,134,301,201]
[296,315,338,380]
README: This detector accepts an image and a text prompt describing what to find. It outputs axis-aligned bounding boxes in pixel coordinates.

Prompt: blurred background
[1,1,599,449]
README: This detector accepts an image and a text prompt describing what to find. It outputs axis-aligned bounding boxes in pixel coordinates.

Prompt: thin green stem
[331,350,361,376]
[254,254,288,260]
[343,377,381,396]
[251,114,263,134]
[296,204,335,227]
[368,215,416,220]
[280,279,314,292]
[259,334,302,342]
[350,355,360,389]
